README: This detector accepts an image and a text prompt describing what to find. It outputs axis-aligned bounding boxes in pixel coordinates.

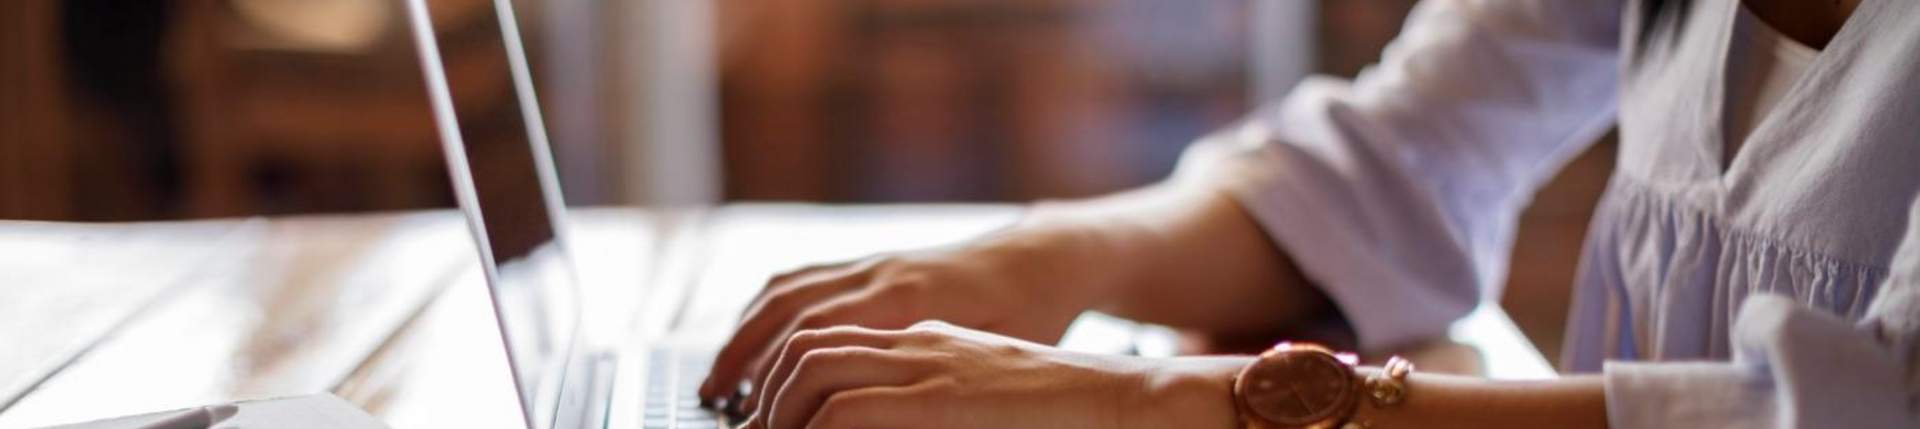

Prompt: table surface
[0,205,1554,428]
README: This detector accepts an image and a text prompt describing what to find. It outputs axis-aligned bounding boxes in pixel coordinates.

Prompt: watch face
[1238,348,1357,426]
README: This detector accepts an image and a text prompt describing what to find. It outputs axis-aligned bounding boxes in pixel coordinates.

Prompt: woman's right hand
[696,223,1118,409]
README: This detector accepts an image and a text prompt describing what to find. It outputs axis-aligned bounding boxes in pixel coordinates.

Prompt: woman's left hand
[742,320,1244,429]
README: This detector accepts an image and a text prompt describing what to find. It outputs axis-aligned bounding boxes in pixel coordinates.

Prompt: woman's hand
[701,184,1329,407]
[699,224,1121,406]
[741,320,1244,429]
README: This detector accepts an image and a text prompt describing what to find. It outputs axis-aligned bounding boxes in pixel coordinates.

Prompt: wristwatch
[1231,342,1413,429]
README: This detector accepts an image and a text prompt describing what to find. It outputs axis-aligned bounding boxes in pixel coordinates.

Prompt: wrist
[1123,356,1248,429]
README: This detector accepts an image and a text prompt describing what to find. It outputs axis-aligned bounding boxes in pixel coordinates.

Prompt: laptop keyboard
[643,346,722,429]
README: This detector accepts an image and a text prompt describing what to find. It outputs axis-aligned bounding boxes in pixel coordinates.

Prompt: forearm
[1008,180,1328,335]
[1349,372,1609,429]
[1134,357,1610,429]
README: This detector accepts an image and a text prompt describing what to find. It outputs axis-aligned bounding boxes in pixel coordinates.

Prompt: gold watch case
[1231,342,1361,429]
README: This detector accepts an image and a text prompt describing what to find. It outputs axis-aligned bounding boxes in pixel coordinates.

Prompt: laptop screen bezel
[403,1,584,427]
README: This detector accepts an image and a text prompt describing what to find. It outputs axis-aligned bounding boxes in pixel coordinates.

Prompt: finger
[744,261,860,316]
[766,261,860,293]
[739,261,875,330]
[753,327,901,419]
[804,383,942,429]
[766,348,928,429]
[742,292,917,410]
[701,270,872,400]
[739,294,876,411]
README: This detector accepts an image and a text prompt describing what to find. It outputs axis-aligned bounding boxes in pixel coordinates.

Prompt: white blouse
[1176,0,1920,427]
[1722,4,1817,152]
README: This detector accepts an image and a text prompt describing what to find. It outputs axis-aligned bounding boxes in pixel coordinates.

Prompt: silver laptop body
[403,1,726,428]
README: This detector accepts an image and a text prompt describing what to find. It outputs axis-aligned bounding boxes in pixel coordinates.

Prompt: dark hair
[1637,0,1694,55]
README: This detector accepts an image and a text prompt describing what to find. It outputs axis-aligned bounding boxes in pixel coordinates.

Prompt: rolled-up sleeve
[1603,198,1920,428]
[1175,0,1622,351]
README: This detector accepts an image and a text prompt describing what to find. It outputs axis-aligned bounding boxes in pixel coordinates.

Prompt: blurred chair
[167,0,504,217]
[720,0,1131,202]
[0,1,75,220]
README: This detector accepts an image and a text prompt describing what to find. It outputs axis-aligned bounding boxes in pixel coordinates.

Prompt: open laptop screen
[405,1,580,428]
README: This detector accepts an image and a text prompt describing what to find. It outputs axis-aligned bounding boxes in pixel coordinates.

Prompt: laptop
[403,1,732,428]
